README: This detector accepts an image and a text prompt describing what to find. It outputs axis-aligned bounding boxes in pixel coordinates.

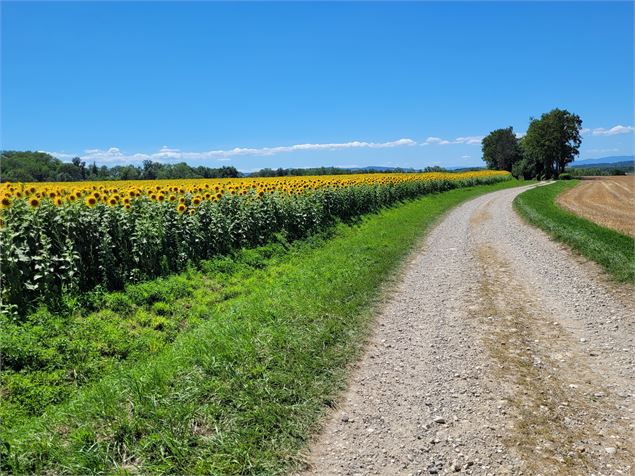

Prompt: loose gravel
[299,183,634,476]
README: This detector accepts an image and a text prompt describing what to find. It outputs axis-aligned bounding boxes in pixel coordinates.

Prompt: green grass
[514,180,634,282]
[2,179,526,475]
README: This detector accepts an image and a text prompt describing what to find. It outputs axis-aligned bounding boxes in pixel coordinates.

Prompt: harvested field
[557,176,635,236]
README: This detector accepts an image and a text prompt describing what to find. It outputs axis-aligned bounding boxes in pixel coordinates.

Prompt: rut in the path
[476,243,633,474]
[299,184,634,476]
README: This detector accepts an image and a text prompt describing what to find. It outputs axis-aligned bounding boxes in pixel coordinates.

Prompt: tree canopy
[481,127,523,172]
[481,108,583,180]
[522,109,582,179]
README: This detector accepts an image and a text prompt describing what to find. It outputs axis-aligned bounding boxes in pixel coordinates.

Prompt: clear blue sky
[2,1,633,171]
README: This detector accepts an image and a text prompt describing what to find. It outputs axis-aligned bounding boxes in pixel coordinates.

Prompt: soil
[557,176,635,237]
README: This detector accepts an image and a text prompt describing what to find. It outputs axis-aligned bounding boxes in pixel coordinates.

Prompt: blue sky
[2,1,633,171]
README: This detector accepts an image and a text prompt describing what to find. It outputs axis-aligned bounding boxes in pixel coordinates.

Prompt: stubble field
[556,176,635,237]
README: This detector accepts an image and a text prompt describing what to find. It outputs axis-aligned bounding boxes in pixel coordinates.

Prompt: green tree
[522,109,582,179]
[481,127,523,171]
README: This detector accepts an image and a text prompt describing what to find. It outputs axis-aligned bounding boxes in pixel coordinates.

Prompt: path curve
[300,184,634,476]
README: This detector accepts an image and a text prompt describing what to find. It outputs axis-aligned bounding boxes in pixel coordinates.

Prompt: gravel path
[300,184,634,476]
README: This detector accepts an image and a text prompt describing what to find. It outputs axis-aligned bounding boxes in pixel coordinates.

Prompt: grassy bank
[3,179,525,475]
[514,181,634,282]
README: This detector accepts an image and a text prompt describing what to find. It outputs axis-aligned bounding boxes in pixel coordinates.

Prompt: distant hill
[569,160,634,170]
[572,155,634,167]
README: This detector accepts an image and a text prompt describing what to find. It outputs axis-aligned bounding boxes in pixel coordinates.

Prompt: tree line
[1,151,457,183]
[0,151,239,182]
[481,108,582,179]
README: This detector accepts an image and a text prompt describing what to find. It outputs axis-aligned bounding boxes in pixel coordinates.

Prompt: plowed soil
[557,176,635,237]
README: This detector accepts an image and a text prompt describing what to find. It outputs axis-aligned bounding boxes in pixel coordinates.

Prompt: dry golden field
[557,176,635,237]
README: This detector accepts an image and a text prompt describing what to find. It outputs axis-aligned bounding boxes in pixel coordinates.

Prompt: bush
[558,173,572,180]
[511,158,536,180]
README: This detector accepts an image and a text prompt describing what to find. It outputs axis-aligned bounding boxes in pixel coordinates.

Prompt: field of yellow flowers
[0,170,509,314]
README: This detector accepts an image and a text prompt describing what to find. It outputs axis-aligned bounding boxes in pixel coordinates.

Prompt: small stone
[428,466,439,474]
[433,417,446,424]
[605,447,617,455]
[341,414,349,422]
[451,461,461,472]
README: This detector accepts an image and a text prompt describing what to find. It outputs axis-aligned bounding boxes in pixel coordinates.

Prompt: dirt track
[299,184,634,475]
[557,176,635,236]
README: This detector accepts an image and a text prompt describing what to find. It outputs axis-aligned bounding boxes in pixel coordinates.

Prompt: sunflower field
[0,170,509,314]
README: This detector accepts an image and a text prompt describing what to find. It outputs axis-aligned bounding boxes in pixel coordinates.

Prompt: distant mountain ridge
[572,155,634,166]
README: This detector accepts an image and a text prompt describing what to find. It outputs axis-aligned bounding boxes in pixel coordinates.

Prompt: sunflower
[1,196,12,207]
[168,194,177,202]
[192,196,201,206]
[177,203,186,213]
[108,197,118,206]
[29,197,40,208]
[55,197,63,206]
[86,196,97,207]
[189,208,195,215]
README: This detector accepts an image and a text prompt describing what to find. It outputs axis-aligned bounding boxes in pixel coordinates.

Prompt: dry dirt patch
[557,176,635,236]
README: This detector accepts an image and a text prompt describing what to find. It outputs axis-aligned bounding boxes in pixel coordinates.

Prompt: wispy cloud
[422,135,483,146]
[43,138,417,165]
[42,124,632,166]
[581,125,635,136]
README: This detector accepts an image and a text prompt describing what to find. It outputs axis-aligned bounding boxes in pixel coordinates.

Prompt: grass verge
[514,181,634,282]
[3,179,526,475]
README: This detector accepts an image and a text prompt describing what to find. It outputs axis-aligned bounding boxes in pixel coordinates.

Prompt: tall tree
[522,109,582,179]
[481,127,523,171]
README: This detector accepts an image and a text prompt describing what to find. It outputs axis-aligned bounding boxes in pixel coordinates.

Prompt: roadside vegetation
[514,181,634,282]
[1,179,526,475]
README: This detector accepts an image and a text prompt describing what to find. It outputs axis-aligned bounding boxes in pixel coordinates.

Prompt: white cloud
[582,125,635,136]
[46,138,417,165]
[454,136,483,145]
[423,135,483,146]
[461,155,471,159]
[423,137,451,145]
